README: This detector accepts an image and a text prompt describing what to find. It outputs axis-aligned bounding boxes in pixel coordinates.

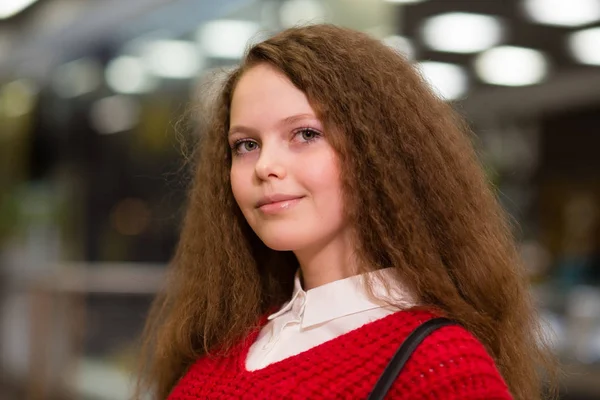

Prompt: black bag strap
[367,317,457,400]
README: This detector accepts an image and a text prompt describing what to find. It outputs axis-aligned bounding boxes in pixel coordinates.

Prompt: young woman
[136,24,556,399]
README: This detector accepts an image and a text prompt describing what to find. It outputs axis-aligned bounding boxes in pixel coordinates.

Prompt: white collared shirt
[245,268,416,371]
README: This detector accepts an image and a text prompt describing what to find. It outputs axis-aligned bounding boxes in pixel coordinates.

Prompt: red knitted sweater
[168,309,512,399]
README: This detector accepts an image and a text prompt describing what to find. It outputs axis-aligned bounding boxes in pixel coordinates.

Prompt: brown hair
[136,24,556,399]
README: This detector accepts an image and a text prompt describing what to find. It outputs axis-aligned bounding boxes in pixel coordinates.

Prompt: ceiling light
[475,46,549,86]
[279,0,326,28]
[198,20,261,59]
[421,12,504,54]
[522,0,600,27]
[0,0,38,19]
[90,95,140,135]
[569,27,600,66]
[52,58,102,98]
[417,61,468,101]
[384,0,429,4]
[0,79,37,117]
[105,56,157,94]
[383,35,415,60]
[142,40,202,79]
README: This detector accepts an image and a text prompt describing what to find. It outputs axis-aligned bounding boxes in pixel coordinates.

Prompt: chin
[255,230,312,252]
[259,236,303,251]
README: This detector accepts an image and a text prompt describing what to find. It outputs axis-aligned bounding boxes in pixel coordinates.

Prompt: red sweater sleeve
[386,325,513,399]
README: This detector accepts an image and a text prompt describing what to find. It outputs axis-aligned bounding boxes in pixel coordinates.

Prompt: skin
[229,63,358,290]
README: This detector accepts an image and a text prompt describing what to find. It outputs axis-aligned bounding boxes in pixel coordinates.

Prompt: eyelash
[230,127,322,156]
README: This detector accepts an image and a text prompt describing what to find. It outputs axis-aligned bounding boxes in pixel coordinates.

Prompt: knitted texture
[168,310,512,399]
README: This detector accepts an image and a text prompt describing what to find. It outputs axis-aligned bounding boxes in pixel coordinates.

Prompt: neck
[294,230,359,290]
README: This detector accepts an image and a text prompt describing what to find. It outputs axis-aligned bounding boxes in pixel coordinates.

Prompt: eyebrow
[228,113,318,138]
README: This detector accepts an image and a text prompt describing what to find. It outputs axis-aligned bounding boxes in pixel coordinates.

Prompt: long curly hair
[136,24,556,400]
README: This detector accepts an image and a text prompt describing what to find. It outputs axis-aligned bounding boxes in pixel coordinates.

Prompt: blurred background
[0,0,599,399]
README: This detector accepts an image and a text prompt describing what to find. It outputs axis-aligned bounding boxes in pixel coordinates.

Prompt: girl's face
[229,63,347,252]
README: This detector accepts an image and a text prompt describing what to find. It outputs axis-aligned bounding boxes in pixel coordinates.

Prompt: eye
[242,141,258,151]
[232,139,259,155]
[295,128,321,142]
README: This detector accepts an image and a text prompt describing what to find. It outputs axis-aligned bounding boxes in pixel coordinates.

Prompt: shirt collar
[267,270,305,320]
[268,268,415,329]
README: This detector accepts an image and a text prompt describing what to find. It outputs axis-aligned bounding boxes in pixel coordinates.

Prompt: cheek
[309,149,341,188]
[301,152,343,208]
[230,166,250,208]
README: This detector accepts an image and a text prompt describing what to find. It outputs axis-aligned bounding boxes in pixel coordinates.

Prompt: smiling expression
[228,63,347,252]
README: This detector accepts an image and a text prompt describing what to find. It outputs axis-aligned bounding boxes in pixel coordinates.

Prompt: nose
[255,142,287,181]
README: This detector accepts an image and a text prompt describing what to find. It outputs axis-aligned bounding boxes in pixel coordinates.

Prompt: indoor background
[1,0,599,399]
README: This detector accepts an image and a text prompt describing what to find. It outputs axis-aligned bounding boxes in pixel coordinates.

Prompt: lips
[256,194,304,208]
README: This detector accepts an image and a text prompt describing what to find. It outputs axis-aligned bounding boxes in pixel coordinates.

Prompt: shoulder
[386,314,513,399]
[382,311,499,368]
[414,322,500,371]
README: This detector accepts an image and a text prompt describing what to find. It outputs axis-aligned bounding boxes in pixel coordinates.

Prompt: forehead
[230,64,315,125]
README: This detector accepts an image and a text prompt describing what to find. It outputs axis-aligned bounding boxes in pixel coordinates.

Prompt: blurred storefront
[0,0,599,399]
